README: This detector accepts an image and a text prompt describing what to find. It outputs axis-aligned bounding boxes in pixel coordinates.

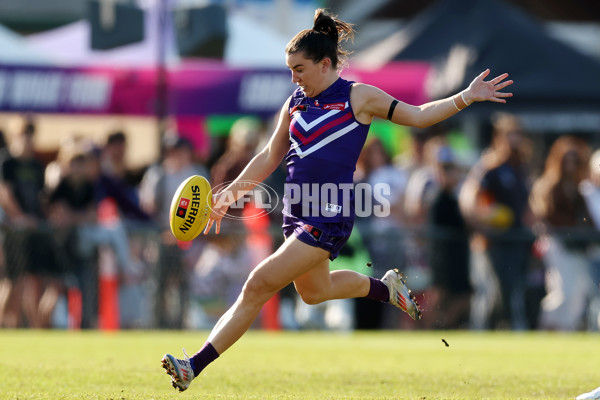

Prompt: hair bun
[286,8,354,70]
[313,9,338,44]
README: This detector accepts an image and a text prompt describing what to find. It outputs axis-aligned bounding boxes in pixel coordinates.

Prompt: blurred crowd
[0,112,598,332]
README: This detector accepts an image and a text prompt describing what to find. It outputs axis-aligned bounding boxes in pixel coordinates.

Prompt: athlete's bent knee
[298,290,326,306]
[241,270,278,304]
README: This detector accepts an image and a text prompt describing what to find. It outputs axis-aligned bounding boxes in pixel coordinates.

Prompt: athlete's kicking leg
[162,236,420,391]
[162,237,329,391]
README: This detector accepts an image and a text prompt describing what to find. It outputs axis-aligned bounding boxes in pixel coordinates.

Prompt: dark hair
[22,121,36,135]
[285,8,354,70]
[542,135,590,184]
[163,135,193,150]
[106,131,126,145]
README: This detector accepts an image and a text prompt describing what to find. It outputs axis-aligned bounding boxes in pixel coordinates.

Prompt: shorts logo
[302,224,322,240]
[177,198,190,219]
[325,203,342,214]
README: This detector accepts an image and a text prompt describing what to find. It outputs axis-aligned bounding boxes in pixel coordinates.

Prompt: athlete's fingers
[494,80,513,90]
[204,219,214,235]
[478,69,491,80]
[490,73,509,85]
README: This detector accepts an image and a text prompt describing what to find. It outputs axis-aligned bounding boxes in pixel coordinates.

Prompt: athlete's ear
[321,57,331,72]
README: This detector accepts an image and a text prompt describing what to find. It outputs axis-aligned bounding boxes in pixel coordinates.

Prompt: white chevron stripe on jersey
[290,122,360,159]
[294,109,339,131]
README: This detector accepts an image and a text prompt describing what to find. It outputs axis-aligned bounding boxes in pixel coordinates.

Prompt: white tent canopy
[25,4,179,67]
[0,24,51,65]
[224,10,290,67]
[23,2,312,67]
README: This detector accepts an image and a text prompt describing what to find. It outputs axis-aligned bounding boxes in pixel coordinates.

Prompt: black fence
[0,222,598,331]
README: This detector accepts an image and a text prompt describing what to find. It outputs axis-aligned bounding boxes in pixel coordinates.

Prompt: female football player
[162,8,513,392]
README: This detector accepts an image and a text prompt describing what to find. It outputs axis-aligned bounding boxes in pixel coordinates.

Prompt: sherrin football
[169,175,213,241]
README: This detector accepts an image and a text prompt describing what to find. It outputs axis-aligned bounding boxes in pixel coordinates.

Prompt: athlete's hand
[203,191,229,235]
[464,69,513,104]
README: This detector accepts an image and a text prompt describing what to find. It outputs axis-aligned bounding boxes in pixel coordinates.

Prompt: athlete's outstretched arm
[352,69,513,128]
[204,97,292,234]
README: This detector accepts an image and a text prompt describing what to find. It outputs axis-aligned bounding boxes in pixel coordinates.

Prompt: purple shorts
[282,214,354,261]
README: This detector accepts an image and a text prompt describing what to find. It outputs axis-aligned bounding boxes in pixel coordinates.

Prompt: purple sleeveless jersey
[283,78,371,223]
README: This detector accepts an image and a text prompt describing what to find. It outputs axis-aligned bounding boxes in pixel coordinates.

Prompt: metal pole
[156,0,169,156]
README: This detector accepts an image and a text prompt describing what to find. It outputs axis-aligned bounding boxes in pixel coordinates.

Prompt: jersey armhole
[348,83,371,127]
[287,94,294,116]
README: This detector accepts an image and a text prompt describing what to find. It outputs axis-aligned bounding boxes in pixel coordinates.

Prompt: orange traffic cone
[97,198,120,331]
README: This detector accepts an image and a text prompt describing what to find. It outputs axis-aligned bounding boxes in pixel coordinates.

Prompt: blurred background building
[0,0,599,163]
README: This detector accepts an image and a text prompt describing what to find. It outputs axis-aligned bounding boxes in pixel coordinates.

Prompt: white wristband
[452,96,461,112]
[461,91,470,106]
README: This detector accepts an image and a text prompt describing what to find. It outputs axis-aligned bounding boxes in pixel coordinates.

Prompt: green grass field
[0,329,597,399]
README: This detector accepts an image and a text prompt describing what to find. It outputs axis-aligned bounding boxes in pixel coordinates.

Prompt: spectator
[403,126,449,226]
[397,125,446,179]
[94,131,151,223]
[210,117,261,219]
[0,116,64,328]
[101,131,128,180]
[55,139,139,328]
[580,149,600,330]
[460,113,533,330]
[530,136,596,330]
[211,117,261,187]
[0,128,11,324]
[45,135,84,192]
[46,139,101,328]
[47,140,96,228]
[402,133,449,318]
[139,135,208,328]
[76,132,152,327]
[190,234,252,329]
[424,144,472,329]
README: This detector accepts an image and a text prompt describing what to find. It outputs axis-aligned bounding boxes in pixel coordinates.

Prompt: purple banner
[0,61,430,116]
[170,64,296,117]
[0,65,117,114]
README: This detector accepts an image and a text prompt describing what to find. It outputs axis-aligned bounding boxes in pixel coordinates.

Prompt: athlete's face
[286,51,327,98]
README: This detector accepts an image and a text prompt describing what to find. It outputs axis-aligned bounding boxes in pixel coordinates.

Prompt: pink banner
[343,62,431,106]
